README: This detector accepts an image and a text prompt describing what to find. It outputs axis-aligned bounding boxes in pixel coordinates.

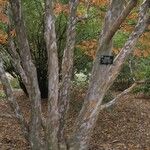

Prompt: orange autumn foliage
[0,0,7,6]
[91,0,108,6]
[0,30,7,44]
[0,13,9,24]
[54,3,69,15]
[77,39,97,59]
[0,0,16,44]
[0,0,8,44]
[79,0,108,6]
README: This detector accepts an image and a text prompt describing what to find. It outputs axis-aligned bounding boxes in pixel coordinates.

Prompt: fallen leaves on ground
[0,90,150,150]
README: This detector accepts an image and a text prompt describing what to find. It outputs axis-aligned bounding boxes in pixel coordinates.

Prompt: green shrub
[0,91,6,99]
[112,62,134,91]
[10,78,20,89]
[133,57,150,96]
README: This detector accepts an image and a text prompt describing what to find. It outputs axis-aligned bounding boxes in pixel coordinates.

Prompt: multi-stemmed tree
[0,0,150,149]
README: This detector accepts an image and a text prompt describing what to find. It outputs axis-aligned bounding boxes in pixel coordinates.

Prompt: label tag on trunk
[100,55,114,65]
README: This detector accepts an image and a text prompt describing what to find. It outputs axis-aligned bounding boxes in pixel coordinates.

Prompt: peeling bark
[2,0,150,150]
[44,0,59,149]
[69,1,149,149]
[9,0,43,149]
[58,0,79,149]
[100,0,126,55]
[7,37,28,87]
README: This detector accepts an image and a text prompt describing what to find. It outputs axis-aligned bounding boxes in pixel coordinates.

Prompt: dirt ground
[0,90,150,150]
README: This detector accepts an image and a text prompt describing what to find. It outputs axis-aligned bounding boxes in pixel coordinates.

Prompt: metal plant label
[100,55,114,65]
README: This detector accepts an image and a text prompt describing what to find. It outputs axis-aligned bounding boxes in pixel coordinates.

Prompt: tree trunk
[58,0,79,149]
[0,58,29,141]
[69,0,149,149]
[45,0,59,149]
[9,0,43,149]
[1,0,149,150]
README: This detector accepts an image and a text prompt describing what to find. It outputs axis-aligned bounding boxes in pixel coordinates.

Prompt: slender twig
[101,80,148,110]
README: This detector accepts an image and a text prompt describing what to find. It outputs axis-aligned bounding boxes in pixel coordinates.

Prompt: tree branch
[7,37,28,86]
[0,58,29,141]
[101,0,138,45]
[68,1,150,149]
[100,82,137,110]
[101,79,149,110]
[108,0,150,83]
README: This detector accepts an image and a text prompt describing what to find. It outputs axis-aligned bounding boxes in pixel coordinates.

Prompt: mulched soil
[0,90,150,150]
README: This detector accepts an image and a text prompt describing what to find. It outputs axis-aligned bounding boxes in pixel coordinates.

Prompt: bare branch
[129,59,136,82]
[101,78,149,110]
[100,82,137,110]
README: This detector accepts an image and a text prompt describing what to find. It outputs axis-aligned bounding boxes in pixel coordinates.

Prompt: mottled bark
[7,37,28,87]
[69,0,149,149]
[58,0,79,149]
[44,0,59,149]
[9,0,42,149]
[3,0,150,150]
[0,58,29,141]
[101,0,126,55]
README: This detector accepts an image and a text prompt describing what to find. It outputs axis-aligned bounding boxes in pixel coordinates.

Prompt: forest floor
[0,89,150,150]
